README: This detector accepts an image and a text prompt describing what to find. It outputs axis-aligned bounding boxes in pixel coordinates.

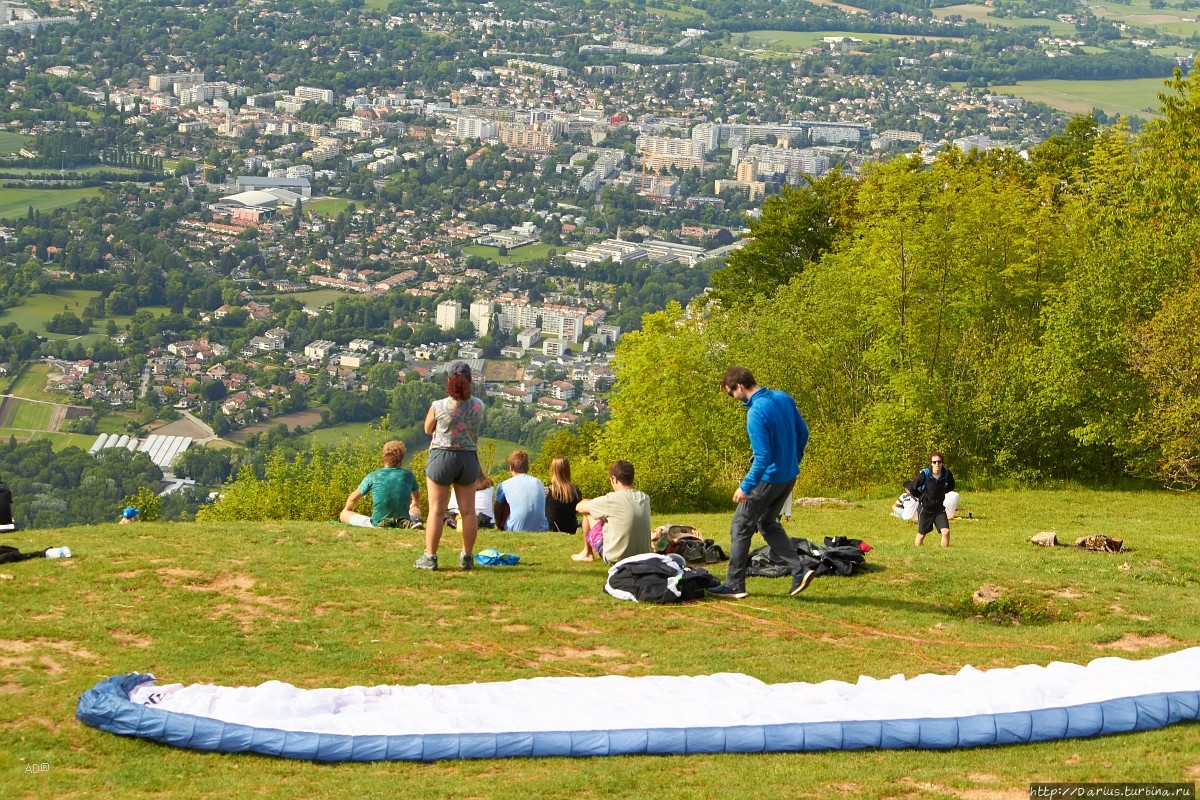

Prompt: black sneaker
[790,569,816,596]
[459,551,473,571]
[707,584,748,599]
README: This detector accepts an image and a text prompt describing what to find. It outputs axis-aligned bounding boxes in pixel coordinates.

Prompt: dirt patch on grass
[794,497,852,508]
[502,624,530,632]
[157,567,205,580]
[173,572,298,630]
[1108,604,1153,622]
[0,639,97,677]
[534,645,629,663]
[0,638,98,659]
[549,623,602,635]
[110,630,154,648]
[111,569,146,579]
[1098,632,1178,651]
[900,779,1025,800]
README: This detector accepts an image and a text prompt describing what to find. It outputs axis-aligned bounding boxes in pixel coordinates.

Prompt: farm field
[0,428,95,450]
[1089,0,1200,35]
[462,242,558,264]
[0,165,142,177]
[228,409,326,442]
[0,131,31,154]
[4,364,70,403]
[991,77,1171,117]
[11,399,52,430]
[257,288,347,307]
[743,29,964,50]
[305,198,355,217]
[0,289,102,338]
[0,186,103,219]
[301,420,389,448]
[932,4,1079,33]
[95,413,137,435]
[645,3,710,19]
[3,489,1198,796]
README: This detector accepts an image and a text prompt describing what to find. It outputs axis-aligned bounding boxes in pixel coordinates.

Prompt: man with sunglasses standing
[909,452,955,547]
[709,366,814,599]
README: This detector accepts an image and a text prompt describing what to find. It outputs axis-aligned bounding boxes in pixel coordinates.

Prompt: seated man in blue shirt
[494,450,548,532]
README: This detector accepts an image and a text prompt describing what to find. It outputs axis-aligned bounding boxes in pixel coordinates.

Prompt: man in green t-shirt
[571,460,651,564]
[340,440,421,528]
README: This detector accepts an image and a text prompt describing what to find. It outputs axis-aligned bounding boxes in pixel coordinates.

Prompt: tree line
[533,69,1200,510]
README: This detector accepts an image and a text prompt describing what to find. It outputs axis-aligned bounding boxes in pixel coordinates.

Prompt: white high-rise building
[456,116,498,141]
[469,300,493,336]
[436,301,461,331]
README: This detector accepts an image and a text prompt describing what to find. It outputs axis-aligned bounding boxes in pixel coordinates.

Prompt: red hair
[446,372,472,401]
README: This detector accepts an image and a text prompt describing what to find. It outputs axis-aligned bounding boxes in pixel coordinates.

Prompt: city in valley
[0,0,1192,520]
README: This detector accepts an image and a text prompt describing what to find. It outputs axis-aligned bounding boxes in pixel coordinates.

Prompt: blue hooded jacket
[740,388,809,495]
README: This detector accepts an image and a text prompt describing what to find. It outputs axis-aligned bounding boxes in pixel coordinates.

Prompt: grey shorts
[426,448,481,487]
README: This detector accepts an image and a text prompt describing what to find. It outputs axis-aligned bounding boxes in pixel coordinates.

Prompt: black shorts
[918,509,949,535]
[425,449,481,487]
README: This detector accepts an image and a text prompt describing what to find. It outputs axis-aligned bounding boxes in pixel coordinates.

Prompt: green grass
[462,242,558,264]
[0,186,103,220]
[646,3,710,20]
[0,131,32,154]
[305,198,355,217]
[990,77,1171,117]
[1151,45,1197,56]
[5,364,69,403]
[301,420,381,447]
[95,413,135,435]
[256,289,346,307]
[932,4,1080,33]
[2,488,1198,796]
[0,427,95,449]
[742,29,963,50]
[0,165,142,177]
[476,437,521,474]
[1088,0,1200,36]
[11,399,52,430]
[106,305,173,330]
[0,289,102,338]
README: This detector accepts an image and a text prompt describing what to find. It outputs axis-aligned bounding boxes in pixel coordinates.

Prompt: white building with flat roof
[469,300,493,336]
[294,86,334,104]
[436,300,461,331]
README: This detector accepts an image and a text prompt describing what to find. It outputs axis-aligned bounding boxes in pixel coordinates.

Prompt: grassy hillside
[2,489,1197,797]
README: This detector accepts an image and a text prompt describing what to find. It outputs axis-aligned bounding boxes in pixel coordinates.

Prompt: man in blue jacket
[709,366,815,599]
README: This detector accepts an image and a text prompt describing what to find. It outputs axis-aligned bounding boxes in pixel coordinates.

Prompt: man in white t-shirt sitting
[571,460,651,564]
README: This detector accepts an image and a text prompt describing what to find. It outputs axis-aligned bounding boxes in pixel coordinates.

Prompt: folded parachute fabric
[77,648,1200,762]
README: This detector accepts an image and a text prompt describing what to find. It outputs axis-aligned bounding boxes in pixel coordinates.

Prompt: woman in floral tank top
[416,361,486,572]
